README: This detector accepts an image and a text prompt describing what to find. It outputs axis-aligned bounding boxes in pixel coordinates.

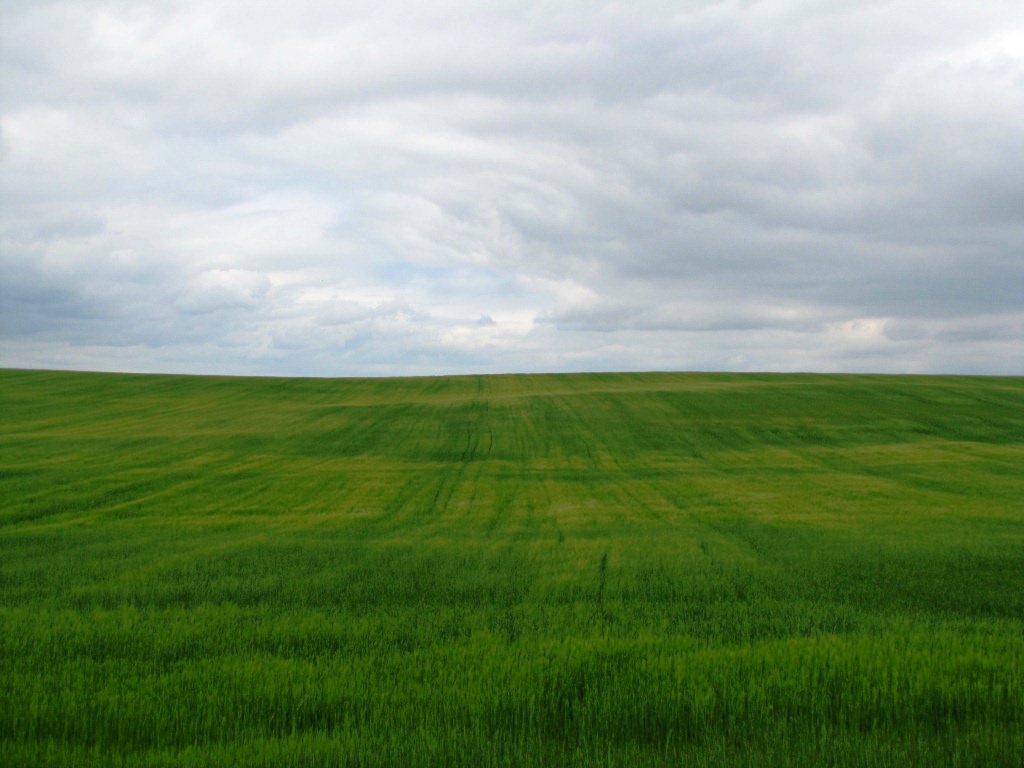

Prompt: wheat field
[1,369,1022,766]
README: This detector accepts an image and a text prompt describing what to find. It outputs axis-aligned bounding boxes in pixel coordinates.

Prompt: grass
[1,369,1022,766]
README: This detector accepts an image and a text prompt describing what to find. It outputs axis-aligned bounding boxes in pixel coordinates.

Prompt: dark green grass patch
[1,369,1023,766]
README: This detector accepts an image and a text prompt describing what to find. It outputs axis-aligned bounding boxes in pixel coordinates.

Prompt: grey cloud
[884,315,1024,344]
[2,0,1023,376]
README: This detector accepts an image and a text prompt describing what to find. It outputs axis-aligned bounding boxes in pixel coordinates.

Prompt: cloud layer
[3,0,1023,375]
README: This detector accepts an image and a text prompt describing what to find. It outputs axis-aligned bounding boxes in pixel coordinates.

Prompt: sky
[2,0,1023,377]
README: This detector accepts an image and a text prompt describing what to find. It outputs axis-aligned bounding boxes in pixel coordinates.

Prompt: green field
[1,369,1022,766]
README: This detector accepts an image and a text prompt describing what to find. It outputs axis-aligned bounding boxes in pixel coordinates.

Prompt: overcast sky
[2,0,1022,376]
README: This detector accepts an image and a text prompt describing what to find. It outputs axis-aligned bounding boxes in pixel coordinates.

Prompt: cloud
[2,0,1023,376]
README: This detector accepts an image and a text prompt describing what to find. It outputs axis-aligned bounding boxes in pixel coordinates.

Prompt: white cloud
[174,268,270,314]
